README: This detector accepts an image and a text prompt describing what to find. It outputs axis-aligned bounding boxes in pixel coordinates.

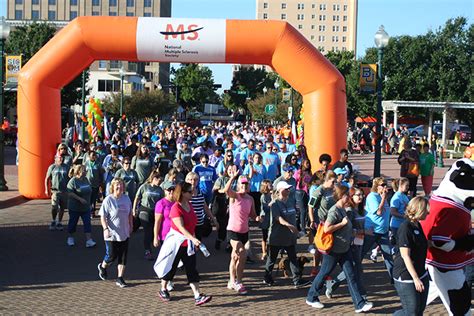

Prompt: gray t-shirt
[99,194,132,241]
[268,199,297,247]
[116,168,139,200]
[273,176,297,207]
[326,205,352,254]
[136,183,164,210]
[131,156,154,185]
[311,185,336,222]
[46,163,70,192]
[260,193,272,229]
[84,160,104,188]
[67,177,92,212]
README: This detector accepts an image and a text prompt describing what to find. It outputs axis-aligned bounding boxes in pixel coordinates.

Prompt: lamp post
[274,81,280,107]
[373,25,390,178]
[81,70,86,141]
[0,17,10,191]
[119,67,125,123]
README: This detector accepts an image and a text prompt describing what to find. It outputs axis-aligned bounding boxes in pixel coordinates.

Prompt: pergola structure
[382,100,474,146]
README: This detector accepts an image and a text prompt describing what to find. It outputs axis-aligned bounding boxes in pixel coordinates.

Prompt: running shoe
[195,294,212,306]
[355,302,373,313]
[306,300,324,309]
[234,282,248,295]
[166,281,174,292]
[97,263,107,280]
[49,221,56,231]
[307,245,316,255]
[55,223,64,231]
[115,277,128,288]
[67,237,75,246]
[158,289,171,302]
[86,239,97,248]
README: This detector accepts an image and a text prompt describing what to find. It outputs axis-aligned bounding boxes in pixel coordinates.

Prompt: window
[319,15,326,21]
[333,15,340,21]
[263,13,268,19]
[319,4,326,10]
[144,0,152,7]
[297,14,304,20]
[48,0,56,5]
[144,12,152,17]
[32,0,39,4]
[312,4,315,9]
[31,10,40,20]
[311,14,315,19]
[92,0,100,5]
[109,0,117,6]
[343,15,347,21]
[319,25,325,31]
[342,36,346,42]
[332,25,339,32]
[70,0,77,5]
[297,3,304,9]
[126,0,134,6]
[15,0,23,4]
[98,80,121,92]
[343,5,347,11]
[343,26,347,32]
[70,10,77,19]
[126,12,134,16]
[332,36,338,42]
[92,11,100,15]
[311,25,315,30]
[342,47,347,51]
[298,24,303,30]
[109,60,121,69]
[311,35,314,40]
[318,35,325,42]
[318,46,325,52]
[15,10,23,20]
[281,3,286,9]
[281,13,286,20]
[98,60,107,69]
[263,2,268,9]
[48,10,56,20]
[333,4,340,11]
[109,11,117,16]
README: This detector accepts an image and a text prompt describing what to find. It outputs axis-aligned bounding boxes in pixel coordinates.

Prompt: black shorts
[227,230,249,245]
[261,228,269,242]
[104,239,129,265]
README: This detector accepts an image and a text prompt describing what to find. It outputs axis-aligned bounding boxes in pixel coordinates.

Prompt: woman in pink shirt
[224,165,259,295]
[153,181,176,247]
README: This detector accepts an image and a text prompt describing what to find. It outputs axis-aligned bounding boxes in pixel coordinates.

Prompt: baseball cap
[162,181,176,191]
[276,181,292,191]
[239,177,249,184]
[110,144,119,150]
[334,167,347,176]
[282,163,295,172]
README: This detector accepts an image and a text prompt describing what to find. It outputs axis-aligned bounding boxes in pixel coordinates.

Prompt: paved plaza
[0,147,461,314]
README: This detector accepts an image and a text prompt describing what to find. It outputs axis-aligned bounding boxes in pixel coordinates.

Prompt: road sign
[237,90,247,95]
[265,104,276,115]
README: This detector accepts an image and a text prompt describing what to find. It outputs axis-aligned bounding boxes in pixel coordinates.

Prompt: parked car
[408,125,429,137]
[451,125,472,141]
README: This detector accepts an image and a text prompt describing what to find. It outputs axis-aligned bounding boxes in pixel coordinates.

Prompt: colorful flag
[103,114,110,140]
[91,117,98,139]
[291,119,298,144]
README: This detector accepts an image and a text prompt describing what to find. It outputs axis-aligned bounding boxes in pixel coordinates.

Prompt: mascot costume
[421,158,474,315]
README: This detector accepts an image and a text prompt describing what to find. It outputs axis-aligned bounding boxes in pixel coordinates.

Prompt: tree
[102,90,175,119]
[171,64,219,111]
[228,66,273,110]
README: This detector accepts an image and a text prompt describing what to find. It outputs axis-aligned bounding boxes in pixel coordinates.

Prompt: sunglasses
[123,162,131,165]
[379,183,387,187]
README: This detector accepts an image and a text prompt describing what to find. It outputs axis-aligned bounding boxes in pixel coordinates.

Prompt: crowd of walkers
[43,117,444,312]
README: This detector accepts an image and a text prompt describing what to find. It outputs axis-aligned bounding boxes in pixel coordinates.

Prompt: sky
[0,0,472,91]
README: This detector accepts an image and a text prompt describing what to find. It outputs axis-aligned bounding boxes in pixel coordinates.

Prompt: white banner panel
[136,18,226,63]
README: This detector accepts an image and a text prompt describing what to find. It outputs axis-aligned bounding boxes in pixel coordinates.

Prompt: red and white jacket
[421,195,474,270]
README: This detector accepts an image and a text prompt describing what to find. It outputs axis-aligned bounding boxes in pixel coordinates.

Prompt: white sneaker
[306,300,324,309]
[67,237,75,246]
[86,239,97,248]
[355,302,373,313]
[308,245,316,255]
[166,281,174,292]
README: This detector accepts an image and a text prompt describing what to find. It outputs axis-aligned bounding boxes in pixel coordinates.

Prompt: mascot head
[434,158,474,210]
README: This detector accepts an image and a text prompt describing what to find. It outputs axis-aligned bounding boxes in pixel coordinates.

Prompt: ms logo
[160,24,203,41]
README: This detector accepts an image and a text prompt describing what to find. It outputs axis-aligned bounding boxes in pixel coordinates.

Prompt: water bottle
[199,244,211,257]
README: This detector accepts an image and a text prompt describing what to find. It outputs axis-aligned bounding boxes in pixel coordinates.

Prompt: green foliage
[102,90,176,119]
[171,64,219,111]
[228,66,273,110]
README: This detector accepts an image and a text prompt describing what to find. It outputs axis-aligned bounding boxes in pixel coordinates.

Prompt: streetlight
[0,17,10,191]
[274,81,280,107]
[141,76,146,91]
[263,86,268,96]
[119,67,125,122]
[373,25,390,178]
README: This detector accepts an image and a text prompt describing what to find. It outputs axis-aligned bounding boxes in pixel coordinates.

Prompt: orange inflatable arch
[18,17,346,199]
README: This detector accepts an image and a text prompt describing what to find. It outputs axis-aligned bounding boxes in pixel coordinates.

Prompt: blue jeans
[68,210,92,234]
[295,190,309,231]
[330,244,366,296]
[306,250,366,309]
[393,276,429,316]
[361,232,393,279]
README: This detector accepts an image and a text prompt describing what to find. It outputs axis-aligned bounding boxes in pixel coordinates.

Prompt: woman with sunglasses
[115,157,139,202]
[56,143,72,167]
[325,187,367,299]
[131,143,154,186]
[306,185,373,313]
[157,183,212,306]
[361,177,394,280]
[133,170,164,260]
[224,166,259,295]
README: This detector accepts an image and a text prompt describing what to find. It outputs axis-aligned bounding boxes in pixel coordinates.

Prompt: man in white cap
[263,181,311,288]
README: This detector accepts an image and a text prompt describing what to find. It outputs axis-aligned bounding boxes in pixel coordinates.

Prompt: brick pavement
[0,146,459,314]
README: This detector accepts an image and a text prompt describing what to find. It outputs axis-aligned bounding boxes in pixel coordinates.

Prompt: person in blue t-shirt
[240,139,256,165]
[243,152,267,212]
[192,154,218,204]
[389,177,410,243]
[261,142,281,181]
[361,177,394,279]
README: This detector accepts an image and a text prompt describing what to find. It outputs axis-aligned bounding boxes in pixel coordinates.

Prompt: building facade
[7,0,171,100]
[256,0,357,55]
